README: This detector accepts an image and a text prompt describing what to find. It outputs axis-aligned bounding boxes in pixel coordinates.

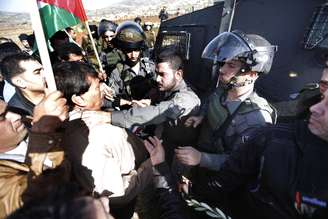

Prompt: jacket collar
[295,120,328,152]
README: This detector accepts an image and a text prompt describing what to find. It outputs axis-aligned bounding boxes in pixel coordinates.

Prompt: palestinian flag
[37,0,87,39]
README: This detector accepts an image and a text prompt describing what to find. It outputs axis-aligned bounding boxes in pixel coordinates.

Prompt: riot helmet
[202,30,277,74]
[114,21,146,51]
[98,19,118,37]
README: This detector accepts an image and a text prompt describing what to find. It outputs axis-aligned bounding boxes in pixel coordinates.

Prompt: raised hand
[143,136,165,165]
[175,146,201,166]
[32,91,68,133]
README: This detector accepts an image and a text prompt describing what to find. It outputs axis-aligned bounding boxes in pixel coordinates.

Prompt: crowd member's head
[98,19,117,48]
[57,42,84,62]
[114,21,146,67]
[0,100,27,152]
[65,27,77,41]
[155,49,184,92]
[134,17,142,25]
[50,31,69,52]
[1,53,45,101]
[7,196,113,219]
[89,24,99,40]
[143,22,153,31]
[0,42,21,82]
[0,42,21,62]
[202,30,277,91]
[18,33,31,50]
[54,61,103,111]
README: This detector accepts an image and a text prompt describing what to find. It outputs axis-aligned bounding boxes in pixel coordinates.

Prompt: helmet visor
[202,32,251,62]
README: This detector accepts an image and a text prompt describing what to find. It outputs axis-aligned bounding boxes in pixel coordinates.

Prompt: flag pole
[30,0,57,92]
[84,21,104,72]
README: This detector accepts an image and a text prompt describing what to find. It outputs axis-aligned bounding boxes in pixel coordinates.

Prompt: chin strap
[223,77,254,90]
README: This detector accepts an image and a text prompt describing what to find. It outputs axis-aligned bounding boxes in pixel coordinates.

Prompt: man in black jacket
[1,53,45,116]
[145,90,328,219]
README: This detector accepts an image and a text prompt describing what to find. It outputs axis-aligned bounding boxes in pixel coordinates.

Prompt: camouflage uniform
[144,30,156,49]
[108,57,156,100]
[99,46,125,74]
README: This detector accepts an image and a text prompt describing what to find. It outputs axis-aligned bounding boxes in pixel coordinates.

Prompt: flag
[37,0,87,39]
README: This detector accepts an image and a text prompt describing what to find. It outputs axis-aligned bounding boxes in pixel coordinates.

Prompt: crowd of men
[0,16,327,219]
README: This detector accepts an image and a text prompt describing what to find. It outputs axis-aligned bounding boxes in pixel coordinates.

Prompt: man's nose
[156,75,161,83]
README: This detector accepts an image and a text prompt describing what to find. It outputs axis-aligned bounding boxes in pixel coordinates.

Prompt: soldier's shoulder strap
[239,92,277,124]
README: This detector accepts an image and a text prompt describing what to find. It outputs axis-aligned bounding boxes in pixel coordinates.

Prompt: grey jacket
[111,80,200,129]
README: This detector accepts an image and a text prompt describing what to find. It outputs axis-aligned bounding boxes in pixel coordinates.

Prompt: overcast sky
[0,0,122,13]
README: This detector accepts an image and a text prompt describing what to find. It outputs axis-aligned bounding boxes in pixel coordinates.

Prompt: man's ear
[11,76,27,89]
[71,94,87,107]
[175,69,183,80]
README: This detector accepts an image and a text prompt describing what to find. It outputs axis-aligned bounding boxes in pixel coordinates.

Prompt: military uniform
[144,30,156,49]
[98,40,125,74]
[108,57,156,101]
[197,86,274,170]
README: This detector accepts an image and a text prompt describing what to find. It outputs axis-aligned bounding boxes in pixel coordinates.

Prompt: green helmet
[98,19,118,37]
[114,21,146,51]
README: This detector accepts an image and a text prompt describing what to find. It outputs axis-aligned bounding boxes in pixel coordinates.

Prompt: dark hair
[27,34,35,48]
[57,43,83,61]
[65,27,74,32]
[8,196,110,219]
[50,31,69,50]
[89,24,99,40]
[18,33,29,41]
[1,53,36,83]
[134,17,142,23]
[53,61,98,108]
[156,49,184,71]
[0,42,21,62]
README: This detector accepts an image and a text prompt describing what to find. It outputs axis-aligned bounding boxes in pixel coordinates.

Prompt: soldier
[159,6,169,22]
[98,19,124,74]
[143,22,156,49]
[109,21,156,107]
[178,30,277,170]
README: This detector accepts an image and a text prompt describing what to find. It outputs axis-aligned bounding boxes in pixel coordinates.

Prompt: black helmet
[114,21,146,51]
[98,19,118,37]
[202,30,277,74]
